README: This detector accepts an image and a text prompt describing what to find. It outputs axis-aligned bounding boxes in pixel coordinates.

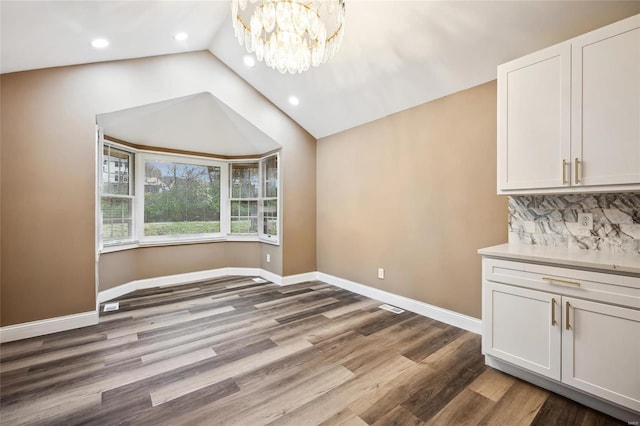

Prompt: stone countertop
[478,243,640,276]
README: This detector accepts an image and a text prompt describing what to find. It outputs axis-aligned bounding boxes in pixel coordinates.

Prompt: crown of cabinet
[497,14,640,195]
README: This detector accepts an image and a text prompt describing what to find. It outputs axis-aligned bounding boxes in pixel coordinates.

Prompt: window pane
[262,199,278,236]
[231,163,259,198]
[263,156,278,198]
[230,200,258,234]
[144,160,221,236]
[103,146,132,195]
[102,197,133,242]
[230,163,259,235]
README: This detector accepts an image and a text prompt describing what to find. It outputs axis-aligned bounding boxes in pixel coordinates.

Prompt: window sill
[226,235,260,242]
[100,235,279,254]
[259,237,280,246]
[101,243,140,253]
[227,235,280,245]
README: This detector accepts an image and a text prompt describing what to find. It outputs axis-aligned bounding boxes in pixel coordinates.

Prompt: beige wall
[1,51,316,326]
[99,242,261,290]
[317,81,507,319]
[281,128,317,276]
[1,49,500,326]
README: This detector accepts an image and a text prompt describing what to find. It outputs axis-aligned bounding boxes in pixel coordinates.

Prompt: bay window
[99,140,279,249]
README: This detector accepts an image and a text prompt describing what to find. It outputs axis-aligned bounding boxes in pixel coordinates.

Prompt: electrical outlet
[577,213,593,230]
[378,268,385,279]
[266,254,271,263]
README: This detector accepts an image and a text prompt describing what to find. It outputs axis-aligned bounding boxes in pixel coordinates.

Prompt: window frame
[259,155,279,243]
[99,139,280,252]
[100,144,136,247]
[229,161,260,236]
[135,152,229,245]
[226,154,280,244]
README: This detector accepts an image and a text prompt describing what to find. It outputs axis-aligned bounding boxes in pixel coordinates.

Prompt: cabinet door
[562,297,640,412]
[483,282,561,379]
[571,15,640,187]
[497,43,571,192]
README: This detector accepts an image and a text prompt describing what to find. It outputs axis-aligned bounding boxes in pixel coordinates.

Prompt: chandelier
[231,0,345,74]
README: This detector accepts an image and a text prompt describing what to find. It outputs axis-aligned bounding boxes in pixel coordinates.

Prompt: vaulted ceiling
[97,93,282,156]
[2,1,639,139]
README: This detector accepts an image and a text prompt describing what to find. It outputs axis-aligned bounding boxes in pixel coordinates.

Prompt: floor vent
[252,278,267,283]
[103,302,120,312]
[379,304,404,314]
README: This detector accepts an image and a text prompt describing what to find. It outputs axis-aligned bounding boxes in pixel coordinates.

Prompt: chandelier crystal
[231,0,345,74]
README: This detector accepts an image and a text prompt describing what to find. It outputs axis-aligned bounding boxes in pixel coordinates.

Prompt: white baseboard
[5,269,480,344]
[317,272,482,334]
[99,268,259,303]
[98,280,140,303]
[98,272,207,303]
[101,269,482,334]
[258,268,283,285]
[0,311,99,344]
[228,267,262,278]
[98,267,309,303]
[281,272,319,286]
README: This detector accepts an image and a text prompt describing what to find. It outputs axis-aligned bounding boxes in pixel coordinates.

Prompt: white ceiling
[2,1,640,140]
[97,92,282,156]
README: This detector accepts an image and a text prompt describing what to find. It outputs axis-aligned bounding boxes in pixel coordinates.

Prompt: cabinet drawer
[483,258,640,309]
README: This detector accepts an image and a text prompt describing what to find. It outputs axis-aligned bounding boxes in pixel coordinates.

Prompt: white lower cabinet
[484,282,561,379]
[562,297,640,411]
[482,258,640,416]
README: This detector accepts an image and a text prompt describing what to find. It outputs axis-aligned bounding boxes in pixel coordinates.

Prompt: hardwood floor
[0,277,624,425]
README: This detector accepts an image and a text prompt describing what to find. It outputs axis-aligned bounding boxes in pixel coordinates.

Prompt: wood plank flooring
[0,277,625,425]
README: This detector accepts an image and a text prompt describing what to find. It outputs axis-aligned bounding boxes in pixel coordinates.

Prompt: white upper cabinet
[572,17,640,187]
[498,44,571,191]
[498,14,640,194]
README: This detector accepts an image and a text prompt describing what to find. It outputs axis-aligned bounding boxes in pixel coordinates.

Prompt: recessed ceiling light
[174,32,189,41]
[243,55,256,67]
[91,38,109,49]
[288,96,300,106]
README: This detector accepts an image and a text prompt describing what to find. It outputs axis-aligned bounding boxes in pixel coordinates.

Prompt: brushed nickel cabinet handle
[551,298,557,326]
[566,301,571,331]
[543,277,581,287]
[562,160,568,185]
[574,158,581,184]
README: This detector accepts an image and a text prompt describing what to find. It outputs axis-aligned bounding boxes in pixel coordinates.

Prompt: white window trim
[100,142,136,247]
[99,141,280,253]
[135,151,228,244]
[259,154,280,243]
[229,161,260,236]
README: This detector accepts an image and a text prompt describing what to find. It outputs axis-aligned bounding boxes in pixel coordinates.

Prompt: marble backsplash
[509,193,640,254]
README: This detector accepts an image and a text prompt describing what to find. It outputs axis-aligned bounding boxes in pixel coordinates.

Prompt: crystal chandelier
[231,0,345,74]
